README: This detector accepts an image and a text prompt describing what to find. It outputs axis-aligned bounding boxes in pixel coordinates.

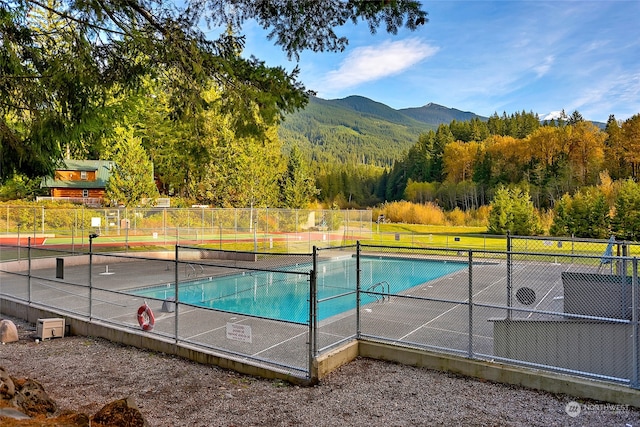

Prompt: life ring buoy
[137,303,155,331]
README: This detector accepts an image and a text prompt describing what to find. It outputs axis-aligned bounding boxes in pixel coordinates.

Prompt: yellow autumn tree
[442,140,482,183]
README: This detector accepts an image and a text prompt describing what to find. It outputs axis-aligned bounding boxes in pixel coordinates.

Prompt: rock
[54,410,91,426]
[0,367,147,426]
[0,407,31,420]
[91,397,149,427]
[12,378,57,417]
[0,367,15,398]
[0,319,18,343]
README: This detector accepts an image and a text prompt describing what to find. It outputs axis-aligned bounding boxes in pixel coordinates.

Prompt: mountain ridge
[278,95,606,166]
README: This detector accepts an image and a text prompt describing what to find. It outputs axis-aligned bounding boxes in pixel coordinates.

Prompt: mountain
[539,110,606,129]
[279,95,491,166]
[399,102,487,126]
[328,95,422,126]
[279,96,437,166]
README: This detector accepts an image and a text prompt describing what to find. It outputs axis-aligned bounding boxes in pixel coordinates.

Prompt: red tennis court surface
[0,237,46,245]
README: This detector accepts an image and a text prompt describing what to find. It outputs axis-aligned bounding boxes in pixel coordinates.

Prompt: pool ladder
[185,263,204,278]
[366,281,390,303]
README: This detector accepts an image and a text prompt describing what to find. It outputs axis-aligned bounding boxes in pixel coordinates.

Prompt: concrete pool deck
[2,250,639,407]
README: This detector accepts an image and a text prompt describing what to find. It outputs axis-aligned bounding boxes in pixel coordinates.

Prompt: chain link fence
[1,238,639,388]
[510,234,640,258]
[0,206,372,253]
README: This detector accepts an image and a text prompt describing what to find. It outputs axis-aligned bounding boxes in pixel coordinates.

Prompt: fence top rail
[360,243,466,252]
[357,242,640,261]
[177,245,312,257]
[317,244,357,251]
[510,234,638,245]
[1,205,370,213]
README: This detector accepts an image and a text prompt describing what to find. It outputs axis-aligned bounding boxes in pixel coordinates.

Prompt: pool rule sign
[226,323,252,343]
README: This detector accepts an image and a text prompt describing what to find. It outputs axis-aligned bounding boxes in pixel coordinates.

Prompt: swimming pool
[130,256,467,324]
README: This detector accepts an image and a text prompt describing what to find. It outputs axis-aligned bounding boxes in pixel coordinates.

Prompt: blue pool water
[131,257,467,324]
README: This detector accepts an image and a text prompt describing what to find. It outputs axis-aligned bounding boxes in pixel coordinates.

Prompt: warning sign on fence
[226,323,252,343]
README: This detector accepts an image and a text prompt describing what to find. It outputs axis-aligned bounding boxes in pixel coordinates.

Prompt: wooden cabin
[41,160,114,205]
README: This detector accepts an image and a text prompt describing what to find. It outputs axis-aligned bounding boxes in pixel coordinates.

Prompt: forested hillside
[278,96,437,166]
[304,104,640,217]
[399,102,485,126]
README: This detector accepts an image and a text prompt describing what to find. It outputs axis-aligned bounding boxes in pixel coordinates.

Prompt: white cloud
[533,55,555,78]
[320,38,439,93]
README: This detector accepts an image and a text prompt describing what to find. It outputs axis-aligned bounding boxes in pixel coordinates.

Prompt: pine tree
[488,186,541,235]
[612,179,640,240]
[105,128,159,207]
[279,146,319,209]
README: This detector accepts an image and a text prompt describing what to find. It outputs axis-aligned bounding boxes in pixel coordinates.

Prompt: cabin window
[82,189,89,198]
[80,171,88,180]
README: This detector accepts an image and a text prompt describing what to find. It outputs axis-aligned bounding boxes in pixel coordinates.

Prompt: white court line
[184,313,243,339]
[185,316,308,358]
[252,331,308,357]
[398,274,506,341]
[527,281,560,319]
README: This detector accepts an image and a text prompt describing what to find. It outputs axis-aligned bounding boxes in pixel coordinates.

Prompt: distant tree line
[314,110,640,211]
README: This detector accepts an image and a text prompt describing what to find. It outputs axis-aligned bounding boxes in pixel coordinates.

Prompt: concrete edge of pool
[2,297,639,408]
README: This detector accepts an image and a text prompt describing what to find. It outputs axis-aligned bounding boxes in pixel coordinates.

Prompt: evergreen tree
[488,186,541,235]
[105,127,159,207]
[611,179,640,241]
[550,187,610,238]
[279,146,319,209]
[549,194,572,236]
[567,110,585,125]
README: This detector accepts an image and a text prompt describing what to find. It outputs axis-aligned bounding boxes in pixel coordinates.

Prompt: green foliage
[315,162,384,207]
[279,146,319,209]
[488,186,541,235]
[404,180,438,204]
[1,1,427,183]
[280,96,433,167]
[105,127,159,207]
[384,113,611,210]
[0,175,44,201]
[548,194,571,236]
[611,179,640,241]
[549,188,610,238]
[487,111,541,138]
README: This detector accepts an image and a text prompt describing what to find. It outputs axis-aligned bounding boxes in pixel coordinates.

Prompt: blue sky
[241,1,640,123]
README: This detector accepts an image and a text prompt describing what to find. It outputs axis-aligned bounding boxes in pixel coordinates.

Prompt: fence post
[356,241,361,339]
[468,250,473,358]
[175,245,179,344]
[88,233,96,320]
[633,257,639,389]
[507,231,512,319]
[309,246,318,381]
[72,209,76,253]
[27,237,32,304]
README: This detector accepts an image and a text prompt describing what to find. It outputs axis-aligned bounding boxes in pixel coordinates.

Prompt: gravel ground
[1,316,639,426]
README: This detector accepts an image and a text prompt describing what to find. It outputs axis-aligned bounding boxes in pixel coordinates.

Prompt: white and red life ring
[137,303,155,331]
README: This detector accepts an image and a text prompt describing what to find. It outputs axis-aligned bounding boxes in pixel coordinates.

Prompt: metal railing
[1,238,638,388]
